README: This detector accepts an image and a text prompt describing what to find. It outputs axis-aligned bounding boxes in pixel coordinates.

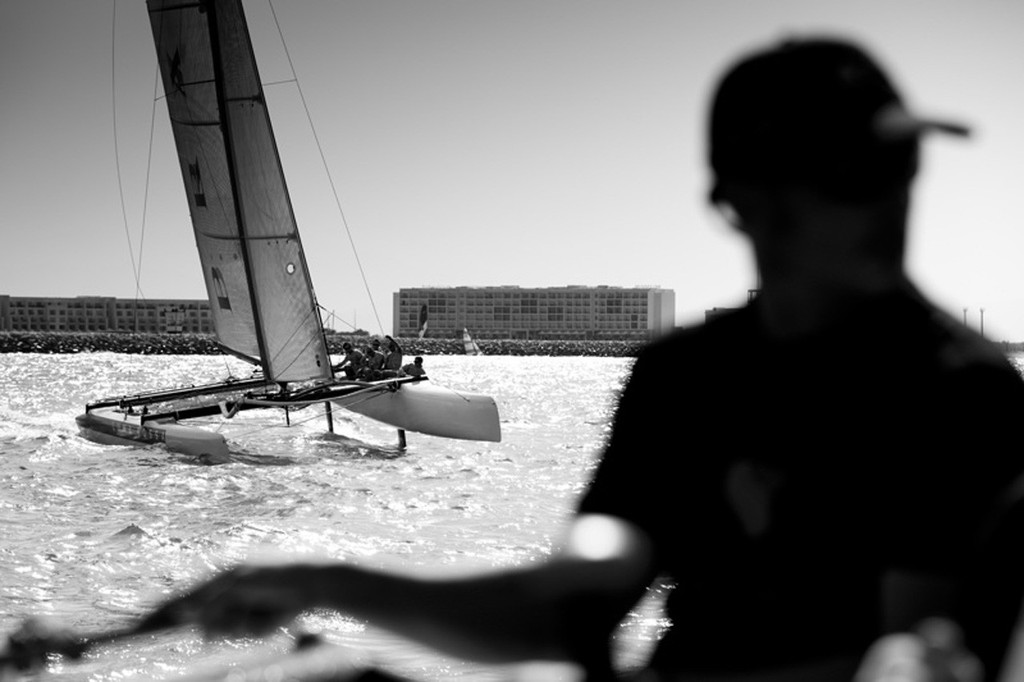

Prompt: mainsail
[149,0,331,383]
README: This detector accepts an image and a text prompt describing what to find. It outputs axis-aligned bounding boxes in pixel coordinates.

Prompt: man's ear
[713,181,792,240]
[710,181,750,235]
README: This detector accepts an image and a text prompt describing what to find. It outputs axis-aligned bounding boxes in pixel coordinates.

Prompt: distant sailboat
[75,0,500,457]
[462,328,483,356]
[417,304,429,339]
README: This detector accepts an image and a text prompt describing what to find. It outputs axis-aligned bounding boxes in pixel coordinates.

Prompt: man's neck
[754,273,910,339]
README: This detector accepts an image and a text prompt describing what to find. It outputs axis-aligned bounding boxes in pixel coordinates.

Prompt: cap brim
[874,104,971,140]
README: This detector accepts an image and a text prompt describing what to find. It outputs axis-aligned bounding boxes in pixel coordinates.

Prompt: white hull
[336,380,501,442]
[76,407,230,459]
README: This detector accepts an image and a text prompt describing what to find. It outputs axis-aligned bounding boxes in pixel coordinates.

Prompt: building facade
[394,286,675,340]
[0,295,213,334]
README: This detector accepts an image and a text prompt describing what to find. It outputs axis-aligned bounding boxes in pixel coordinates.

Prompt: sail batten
[148,0,332,383]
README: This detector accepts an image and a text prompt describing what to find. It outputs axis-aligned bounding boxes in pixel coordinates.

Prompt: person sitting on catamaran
[381,335,404,377]
[334,342,365,380]
[359,340,386,380]
[400,356,426,377]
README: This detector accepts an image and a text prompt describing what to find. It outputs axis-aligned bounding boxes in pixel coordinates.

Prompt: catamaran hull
[76,407,230,459]
[337,381,501,442]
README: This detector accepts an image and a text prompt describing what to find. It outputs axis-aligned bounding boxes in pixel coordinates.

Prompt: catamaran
[76,0,500,458]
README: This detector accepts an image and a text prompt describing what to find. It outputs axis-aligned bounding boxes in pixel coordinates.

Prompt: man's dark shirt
[578,285,1024,675]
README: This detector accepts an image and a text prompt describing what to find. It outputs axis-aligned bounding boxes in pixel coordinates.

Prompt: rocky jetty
[0,331,645,358]
[0,331,221,355]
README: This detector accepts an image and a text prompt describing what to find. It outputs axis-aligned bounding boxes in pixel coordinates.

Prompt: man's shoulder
[935,313,1014,370]
[907,295,1018,374]
[886,292,1024,404]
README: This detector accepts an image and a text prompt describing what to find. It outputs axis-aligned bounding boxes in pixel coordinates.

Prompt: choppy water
[0,352,666,681]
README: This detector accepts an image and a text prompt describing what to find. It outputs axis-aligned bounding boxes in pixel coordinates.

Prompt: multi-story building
[394,286,675,340]
[0,295,213,334]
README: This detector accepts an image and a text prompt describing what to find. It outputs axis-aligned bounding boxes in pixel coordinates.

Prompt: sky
[2,1,1024,340]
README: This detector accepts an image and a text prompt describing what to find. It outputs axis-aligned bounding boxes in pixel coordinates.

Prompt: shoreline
[0,331,645,358]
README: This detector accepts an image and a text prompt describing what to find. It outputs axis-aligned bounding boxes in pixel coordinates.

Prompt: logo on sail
[189,160,207,207]
[169,49,185,95]
[211,267,231,310]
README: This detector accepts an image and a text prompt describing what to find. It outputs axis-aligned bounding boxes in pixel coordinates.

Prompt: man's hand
[147,564,314,638]
[2,617,86,671]
[855,618,983,682]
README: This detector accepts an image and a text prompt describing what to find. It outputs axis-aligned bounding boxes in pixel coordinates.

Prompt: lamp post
[963,307,968,326]
[980,308,985,337]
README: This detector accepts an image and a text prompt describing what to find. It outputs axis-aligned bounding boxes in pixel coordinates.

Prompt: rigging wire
[266,0,385,334]
[317,303,359,333]
[111,0,146,306]
[135,59,163,309]
[211,404,333,438]
[212,387,392,439]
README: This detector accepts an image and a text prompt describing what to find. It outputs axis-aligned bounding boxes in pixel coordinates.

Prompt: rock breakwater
[0,331,645,358]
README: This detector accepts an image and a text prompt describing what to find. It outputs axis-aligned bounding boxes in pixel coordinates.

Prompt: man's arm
[144,514,657,667]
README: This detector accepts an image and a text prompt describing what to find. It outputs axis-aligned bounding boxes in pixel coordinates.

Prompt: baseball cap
[709,37,969,202]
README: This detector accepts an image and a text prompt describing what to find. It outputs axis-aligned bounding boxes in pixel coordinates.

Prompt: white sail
[149,0,331,383]
[417,304,428,339]
[462,328,483,356]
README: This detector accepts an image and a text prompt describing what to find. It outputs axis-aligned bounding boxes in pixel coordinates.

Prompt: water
[0,353,663,681]
[7,350,1023,681]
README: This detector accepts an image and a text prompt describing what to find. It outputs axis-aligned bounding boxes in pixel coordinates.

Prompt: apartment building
[393,286,675,340]
[0,295,213,334]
